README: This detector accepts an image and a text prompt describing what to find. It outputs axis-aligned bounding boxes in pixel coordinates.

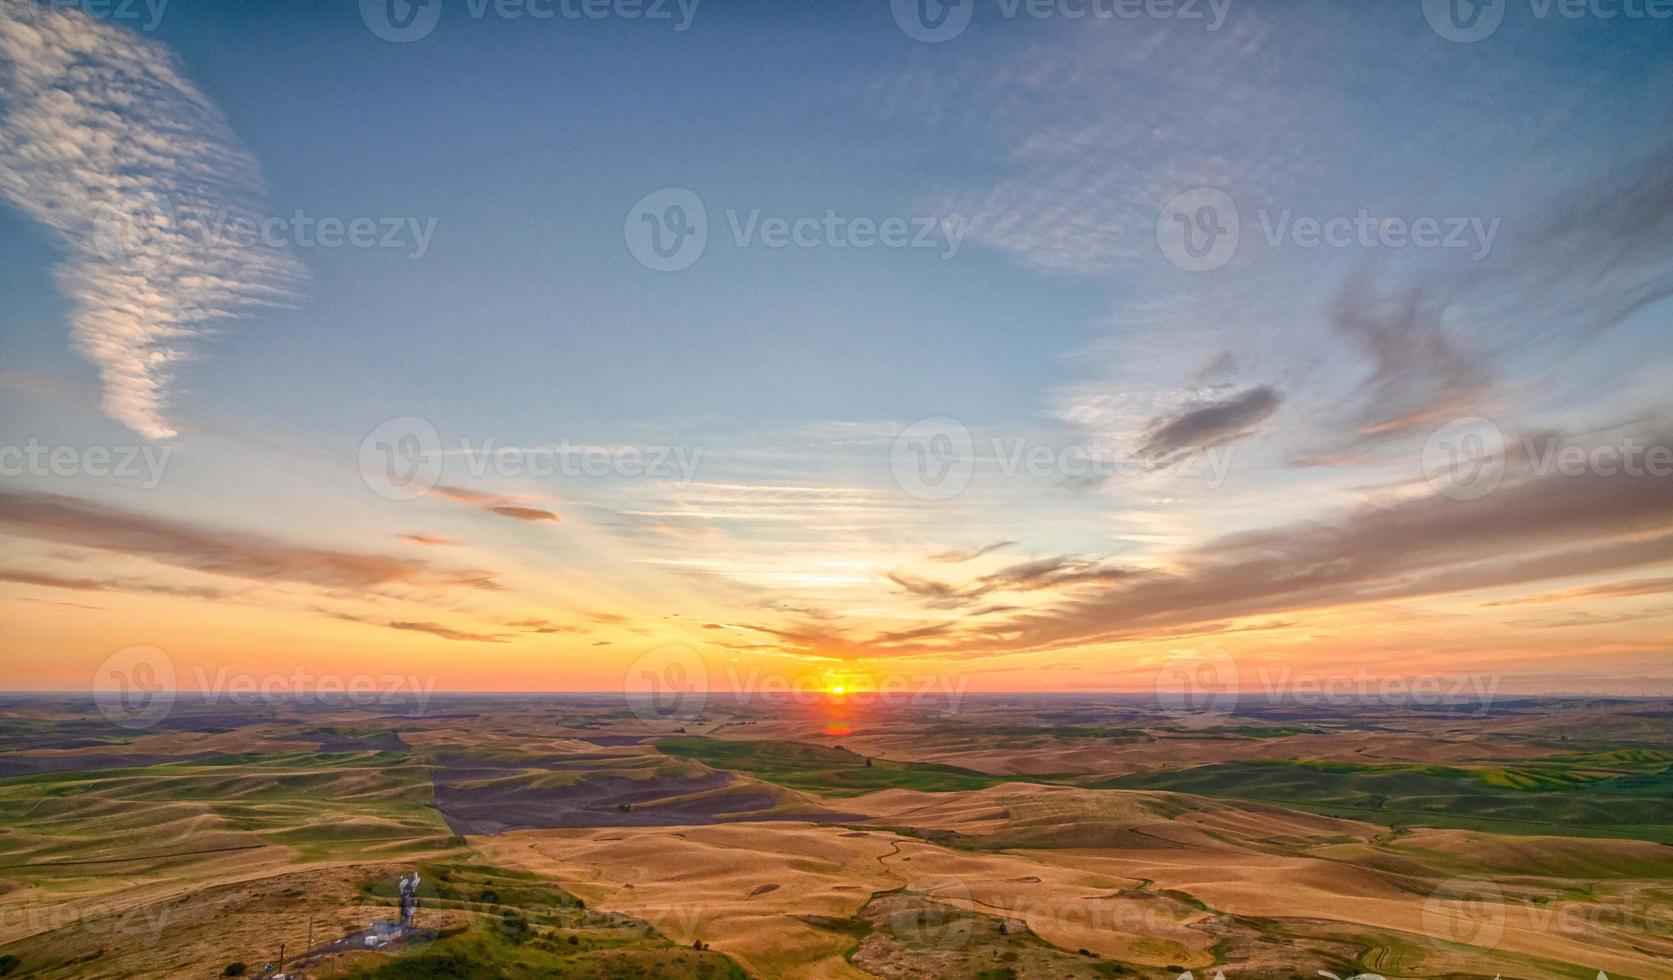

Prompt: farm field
[0,694,1668,978]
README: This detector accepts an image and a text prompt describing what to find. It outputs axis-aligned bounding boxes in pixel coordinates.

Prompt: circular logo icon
[90,194,180,265]
[1157,187,1239,272]
[625,187,708,272]
[361,0,442,41]
[1421,877,1505,948]
[891,874,974,949]
[624,645,708,723]
[1422,416,1506,501]
[1422,0,1505,43]
[359,416,443,501]
[93,645,175,729]
[890,416,974,501]
[1155,646,1239,722]
[891,0,974,43]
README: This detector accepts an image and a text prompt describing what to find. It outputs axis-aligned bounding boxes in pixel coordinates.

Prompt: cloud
[315,606,509,642]
[504,617,577,634]
[1303,143,1673,464]
[433,486,562,524]
[1300,278,1491,464]
[1484,576,1673,606]
[1137,384,1281,466]
[928,540,1017,563]
[890,555,1131,608]
[0,566,226,599]
[0,489,500,593]
[965,417,1673,653]
[387,620,508,643]
[397,533,452,547]
[487,505,561,523]
[0,2,306,438]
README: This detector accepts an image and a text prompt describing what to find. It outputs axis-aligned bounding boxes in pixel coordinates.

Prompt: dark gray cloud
[1138,385,1282,466]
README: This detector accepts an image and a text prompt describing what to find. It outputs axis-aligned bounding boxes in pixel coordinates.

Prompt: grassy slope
[343,862,747,979]
[1102,758,1673,842]
[654,737,1009,796]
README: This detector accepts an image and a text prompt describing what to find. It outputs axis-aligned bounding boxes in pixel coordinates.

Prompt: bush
[222,964,247,977]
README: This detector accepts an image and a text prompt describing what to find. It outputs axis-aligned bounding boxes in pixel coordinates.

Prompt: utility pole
[277,942,286,973]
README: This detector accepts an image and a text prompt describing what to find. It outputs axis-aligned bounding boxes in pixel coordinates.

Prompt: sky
[1,0,1672,699]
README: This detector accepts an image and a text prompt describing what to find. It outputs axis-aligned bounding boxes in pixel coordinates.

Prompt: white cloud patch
[0,0,304,438]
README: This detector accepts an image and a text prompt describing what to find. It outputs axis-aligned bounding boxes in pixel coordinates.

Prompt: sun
[830,684,846,695]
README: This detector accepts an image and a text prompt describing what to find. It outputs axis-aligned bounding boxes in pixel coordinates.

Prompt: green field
[653,737,1008,796]
[344,862,747,979]
[1102,757,1673,842]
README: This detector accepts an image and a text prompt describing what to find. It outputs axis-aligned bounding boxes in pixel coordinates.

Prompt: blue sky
[2,0,1672,693]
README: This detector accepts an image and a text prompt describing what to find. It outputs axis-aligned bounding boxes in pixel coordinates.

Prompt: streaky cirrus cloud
[927,540,1016,563]
[890,554,1131,608]
[313,607,511,643]
[0,489,500,592]
[0,1,305,438]
[1302,144,1673,465]
[0,566,227,599]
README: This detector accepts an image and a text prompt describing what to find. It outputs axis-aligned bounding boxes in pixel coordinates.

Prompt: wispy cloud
[315,607,510,643]
[0,1,306,438]
[0,566,227,599]
[1484,576,1673,607]
[927,540,1017,563]
[433,486,562,523]
[890,554,1130,608]
[0,489,500,593]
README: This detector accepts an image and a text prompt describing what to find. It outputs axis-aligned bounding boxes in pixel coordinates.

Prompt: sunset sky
[2,0,1671,697]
